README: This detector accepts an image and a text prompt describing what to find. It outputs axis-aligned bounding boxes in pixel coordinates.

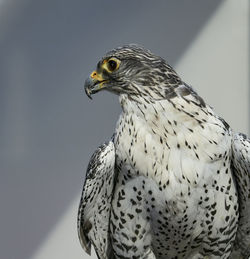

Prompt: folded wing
[231,133,250,258]
[77,141,116,259]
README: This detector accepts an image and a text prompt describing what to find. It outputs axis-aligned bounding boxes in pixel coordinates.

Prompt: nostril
[91,71,97,78]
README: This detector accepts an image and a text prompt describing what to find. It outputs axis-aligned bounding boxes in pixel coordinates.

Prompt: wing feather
[231,133,250,258]
[77,141,116,259]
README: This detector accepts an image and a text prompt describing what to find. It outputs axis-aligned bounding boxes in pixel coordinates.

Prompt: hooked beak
[84,70,108,99]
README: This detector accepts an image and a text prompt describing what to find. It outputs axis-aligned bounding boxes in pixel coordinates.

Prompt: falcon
[77,45,250,259]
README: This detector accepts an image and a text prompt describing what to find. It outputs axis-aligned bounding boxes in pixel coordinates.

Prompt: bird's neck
[119,93,191,128]
[118,92,218,141]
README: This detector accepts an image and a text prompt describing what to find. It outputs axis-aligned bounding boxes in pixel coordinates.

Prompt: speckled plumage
[78,45,250,259]
[78,141,116,259]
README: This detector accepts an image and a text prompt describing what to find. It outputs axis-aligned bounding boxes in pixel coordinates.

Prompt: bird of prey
[77,45,250,259]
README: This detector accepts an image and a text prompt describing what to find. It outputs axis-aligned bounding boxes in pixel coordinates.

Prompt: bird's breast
[115,108,228,185]
[112,104,238,258]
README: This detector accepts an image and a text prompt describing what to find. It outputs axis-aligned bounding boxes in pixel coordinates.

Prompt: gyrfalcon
[77,45,250,259]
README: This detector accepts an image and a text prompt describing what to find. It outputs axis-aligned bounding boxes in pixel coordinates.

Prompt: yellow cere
[90,71,104,81]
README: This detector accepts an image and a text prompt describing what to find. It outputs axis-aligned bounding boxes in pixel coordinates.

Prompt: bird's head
[84,44,181,100]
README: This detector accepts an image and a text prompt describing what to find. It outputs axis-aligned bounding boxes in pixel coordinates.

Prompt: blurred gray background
[0,1,249,259]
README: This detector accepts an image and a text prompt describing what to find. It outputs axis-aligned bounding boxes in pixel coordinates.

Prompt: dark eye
[107,59,117,71]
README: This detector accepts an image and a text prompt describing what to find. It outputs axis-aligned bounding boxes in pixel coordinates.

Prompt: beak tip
[85,88,92,100]
[84,77,94,99]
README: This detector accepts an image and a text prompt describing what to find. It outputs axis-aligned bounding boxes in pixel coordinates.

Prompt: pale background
[0,1,249,259]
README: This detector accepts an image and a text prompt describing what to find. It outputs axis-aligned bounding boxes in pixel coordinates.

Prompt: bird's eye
[107,59,117,72]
